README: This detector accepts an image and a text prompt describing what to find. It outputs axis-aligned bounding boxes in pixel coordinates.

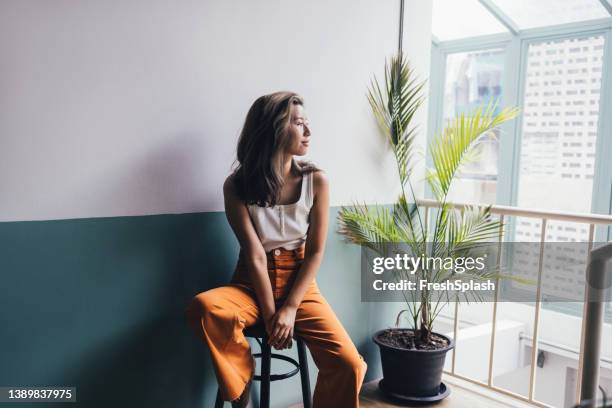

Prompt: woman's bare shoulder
[223,173,238,199]
[311,168,329,195]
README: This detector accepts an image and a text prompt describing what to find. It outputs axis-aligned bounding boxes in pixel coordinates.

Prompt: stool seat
[214,321,312,408]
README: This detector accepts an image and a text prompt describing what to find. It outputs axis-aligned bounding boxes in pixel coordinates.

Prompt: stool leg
[297,339,312,408]
[214,387,224,408]
[260,337,271,408]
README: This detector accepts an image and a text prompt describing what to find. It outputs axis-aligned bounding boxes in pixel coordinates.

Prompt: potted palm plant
[337,52,519,402]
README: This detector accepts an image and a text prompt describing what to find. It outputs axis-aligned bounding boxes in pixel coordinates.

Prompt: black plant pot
[373,328,455,402]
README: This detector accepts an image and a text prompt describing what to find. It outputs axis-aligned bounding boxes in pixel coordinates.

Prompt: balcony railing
[417,198,612,408]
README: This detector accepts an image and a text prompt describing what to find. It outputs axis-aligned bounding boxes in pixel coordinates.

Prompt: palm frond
[448,205,503,250]
[427,103,519,200]
[337,202,401,254]
[392,194,425,244]
[367,53,426,185]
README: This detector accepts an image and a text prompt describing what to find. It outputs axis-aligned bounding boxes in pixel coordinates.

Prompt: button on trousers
[185,244,367,407]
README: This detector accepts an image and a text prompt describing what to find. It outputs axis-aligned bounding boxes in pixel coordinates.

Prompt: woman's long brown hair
[232,91,317,207]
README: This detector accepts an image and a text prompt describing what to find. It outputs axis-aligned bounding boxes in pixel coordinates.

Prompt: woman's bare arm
[223,176,276,325]
[268,170,329,349]
[285,170,329,307]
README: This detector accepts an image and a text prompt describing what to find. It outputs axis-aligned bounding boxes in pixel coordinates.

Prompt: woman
[185,91,367,408]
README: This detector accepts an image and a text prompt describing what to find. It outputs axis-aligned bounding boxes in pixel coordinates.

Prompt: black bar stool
[214,322,312,408]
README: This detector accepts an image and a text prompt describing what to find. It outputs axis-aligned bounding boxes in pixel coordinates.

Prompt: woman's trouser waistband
[230,244,307,302]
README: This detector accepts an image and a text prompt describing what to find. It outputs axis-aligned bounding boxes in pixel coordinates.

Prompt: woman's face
[285,104,311,156]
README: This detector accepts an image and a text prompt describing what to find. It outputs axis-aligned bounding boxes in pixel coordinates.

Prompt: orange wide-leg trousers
[185,244,367,407]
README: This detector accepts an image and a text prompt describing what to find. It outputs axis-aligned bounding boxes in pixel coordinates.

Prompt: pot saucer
[378,379,450,404]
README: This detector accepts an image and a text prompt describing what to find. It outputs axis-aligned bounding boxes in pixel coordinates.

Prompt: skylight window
[432,0,508,41]
[432,0,612,41]
[491,0,610,29]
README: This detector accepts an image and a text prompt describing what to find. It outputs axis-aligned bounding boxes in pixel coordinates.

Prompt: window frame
[427,19,612,241]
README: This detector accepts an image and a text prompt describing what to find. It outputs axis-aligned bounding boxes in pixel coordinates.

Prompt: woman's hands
[266,305,297,350]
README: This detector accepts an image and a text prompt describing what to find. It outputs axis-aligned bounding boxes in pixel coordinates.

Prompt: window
[516,35,605,242]
[493,0,610,28]
[441,48,506,204]
[429,3,612,406]
[432,0,507,40]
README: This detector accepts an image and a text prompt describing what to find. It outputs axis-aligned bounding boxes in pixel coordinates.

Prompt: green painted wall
[0,208,398,407]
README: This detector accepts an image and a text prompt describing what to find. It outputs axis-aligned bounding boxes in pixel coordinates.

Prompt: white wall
[0,0,432,221]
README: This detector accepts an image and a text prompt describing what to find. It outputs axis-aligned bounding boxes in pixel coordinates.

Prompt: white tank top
[247,170,314,253]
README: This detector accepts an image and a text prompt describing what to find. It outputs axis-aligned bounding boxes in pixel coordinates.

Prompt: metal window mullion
[477,0,520,35]
[497,35,522,211]
[520,26,610,48]
[424,207,429,240]
[435,20,612,49]
[508,36,530,209]
[436,34,512,53]
[528,218,547,401]
[518,18,612,40]
[598,0,612,17]
[424,43,445,202]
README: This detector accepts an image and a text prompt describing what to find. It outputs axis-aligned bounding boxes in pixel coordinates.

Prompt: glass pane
[490,217,541,399]
[442,48,506,204]
[515,35,609,405]
[453,302,495,381]
[432,0,508,41]
[491,301,535,398]
[492,0,610,29]
[516,35,605,228]
[533,221,589,407]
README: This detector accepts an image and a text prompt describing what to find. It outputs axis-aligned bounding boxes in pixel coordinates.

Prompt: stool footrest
[252,352,300,381]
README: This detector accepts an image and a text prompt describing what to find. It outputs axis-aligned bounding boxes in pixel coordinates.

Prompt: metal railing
[417,198,612,408]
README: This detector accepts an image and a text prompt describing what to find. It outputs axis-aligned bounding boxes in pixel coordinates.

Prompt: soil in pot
[376,328,450,350]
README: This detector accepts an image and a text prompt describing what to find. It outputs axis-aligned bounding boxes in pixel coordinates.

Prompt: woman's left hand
[268,305,297,350]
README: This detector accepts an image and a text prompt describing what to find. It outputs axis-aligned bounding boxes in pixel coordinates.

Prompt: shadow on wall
[90,132,230,216]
